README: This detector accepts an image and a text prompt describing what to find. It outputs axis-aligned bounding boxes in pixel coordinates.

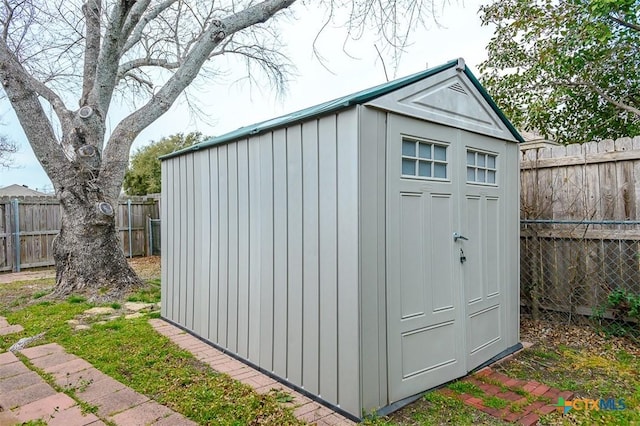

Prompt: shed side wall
[161,109,361,416]
[358,106,389,411]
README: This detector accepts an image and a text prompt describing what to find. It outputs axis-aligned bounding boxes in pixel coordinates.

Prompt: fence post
[147,215,152,257]
[127,199,133,258]
[11,198,20,272]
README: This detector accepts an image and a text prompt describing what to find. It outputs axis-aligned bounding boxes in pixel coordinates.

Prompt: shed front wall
[161,108,361,416]
[357,106,520,413]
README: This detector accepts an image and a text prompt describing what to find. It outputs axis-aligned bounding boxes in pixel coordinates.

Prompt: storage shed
[161,58,523,419]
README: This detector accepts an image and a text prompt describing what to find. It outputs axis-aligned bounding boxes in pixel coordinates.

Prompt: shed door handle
[453,232,469,242]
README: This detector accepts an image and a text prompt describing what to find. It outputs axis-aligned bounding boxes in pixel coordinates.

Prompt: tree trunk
[52,189,142,301]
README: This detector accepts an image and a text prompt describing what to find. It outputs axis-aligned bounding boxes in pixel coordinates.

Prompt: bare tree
[0,134,17,168]
[0,0,442,299]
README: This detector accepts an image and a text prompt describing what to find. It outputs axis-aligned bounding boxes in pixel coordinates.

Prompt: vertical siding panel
[287,125,303,384]
[172,157,184,323]
[195,151,209,337]
[318,116,338,404]
[375,111,388,407]
[193,153,203,333]
[217,146,229,347]
[237,140,250,358]
[176,156,186,323]
[248,137,262,363]
[227,143,239,353]
[302,120,320,394]
[358,107,387,410]
[180,155,189,326]
[336,109,360,415]
[161,160,170,318]
[259,133,274,370]
[272,129,289,376]
[185,154,195,330]
[208,149,220,343]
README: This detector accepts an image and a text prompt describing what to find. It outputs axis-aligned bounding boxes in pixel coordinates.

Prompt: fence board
[520,135,640,324]
[0,195,159,272]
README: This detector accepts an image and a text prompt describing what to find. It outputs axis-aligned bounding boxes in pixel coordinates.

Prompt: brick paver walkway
[149,319,356,426]
[439,366,574,426]
[0,317,23,336]
[0,317,195,426]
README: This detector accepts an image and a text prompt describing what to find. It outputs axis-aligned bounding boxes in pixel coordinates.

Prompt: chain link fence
[520,219,640,343]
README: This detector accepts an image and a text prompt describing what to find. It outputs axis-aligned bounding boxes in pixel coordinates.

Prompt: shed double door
[386,114,507,402]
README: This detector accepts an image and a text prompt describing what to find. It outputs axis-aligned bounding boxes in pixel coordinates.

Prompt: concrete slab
[0,381,56,409]
[46,405,101,426]
[20,343,65,360]
[151,413,199,426]
[30,351,77,370]
[0,351,18,366]
[12,392,76,423]
[55,367,107,391]
[0,360,30,379]
[0,371,43,393]
[0,410,20,425]
[93,387,148,417]
[0,324,24,336]
[44,358,93,376]
[76,376,127,403]
[108,400,173,425]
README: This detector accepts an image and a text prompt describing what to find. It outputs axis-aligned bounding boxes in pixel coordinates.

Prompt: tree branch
[0,42,69,178]
[122,71,154,90]
[588,83,640,117]
[609,14,640,32]
[117,57,180,76]
[564,79,640,117]
[0,42,72,125]
[88,0,137,114]
[99,0,298,199]
[121,0,174,53]
[81,0,101,105]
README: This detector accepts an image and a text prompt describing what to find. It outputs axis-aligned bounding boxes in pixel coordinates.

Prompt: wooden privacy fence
[0,195,160,272]
[519,136,640,324]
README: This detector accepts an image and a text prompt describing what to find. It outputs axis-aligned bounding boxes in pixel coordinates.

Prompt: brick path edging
[149,318,356,426]
[440,366,575,426]
[0,313,195,426]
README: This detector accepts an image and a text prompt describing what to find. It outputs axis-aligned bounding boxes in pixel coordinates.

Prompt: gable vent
[448,82,467,95]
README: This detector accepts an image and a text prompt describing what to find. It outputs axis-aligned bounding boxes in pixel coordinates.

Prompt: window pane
[477,154,486,167]
[467,167,475,181]
[478,169,486,182]
[487,170,496,184]
[402,140,415,157]
[402,159,415,175]
[418,143,432,159]
[434,145,447,161]
[418,161,431,177]
[467,151,475,165]
[487,155,496,169]
[434,163,447,178]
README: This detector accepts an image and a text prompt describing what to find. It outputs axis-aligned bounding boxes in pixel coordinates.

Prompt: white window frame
[401,136,449,181]
[466,148,497,185]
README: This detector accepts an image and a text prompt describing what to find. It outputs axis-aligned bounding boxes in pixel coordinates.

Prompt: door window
[401,137,448,180]
[466,149,496,185]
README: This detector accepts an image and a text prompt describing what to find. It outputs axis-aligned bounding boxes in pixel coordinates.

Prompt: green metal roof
[162,58,523,160]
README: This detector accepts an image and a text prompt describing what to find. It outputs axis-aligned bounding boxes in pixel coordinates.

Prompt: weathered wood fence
[0,195,160,272]
[520,136,640,320]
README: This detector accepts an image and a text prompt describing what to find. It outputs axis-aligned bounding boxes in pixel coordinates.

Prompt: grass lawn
[0,259,303,426]
[363,320,640,426]
[1,259,638,425]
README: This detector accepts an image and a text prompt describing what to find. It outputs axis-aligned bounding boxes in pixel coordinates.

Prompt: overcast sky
[0,1,493,192]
